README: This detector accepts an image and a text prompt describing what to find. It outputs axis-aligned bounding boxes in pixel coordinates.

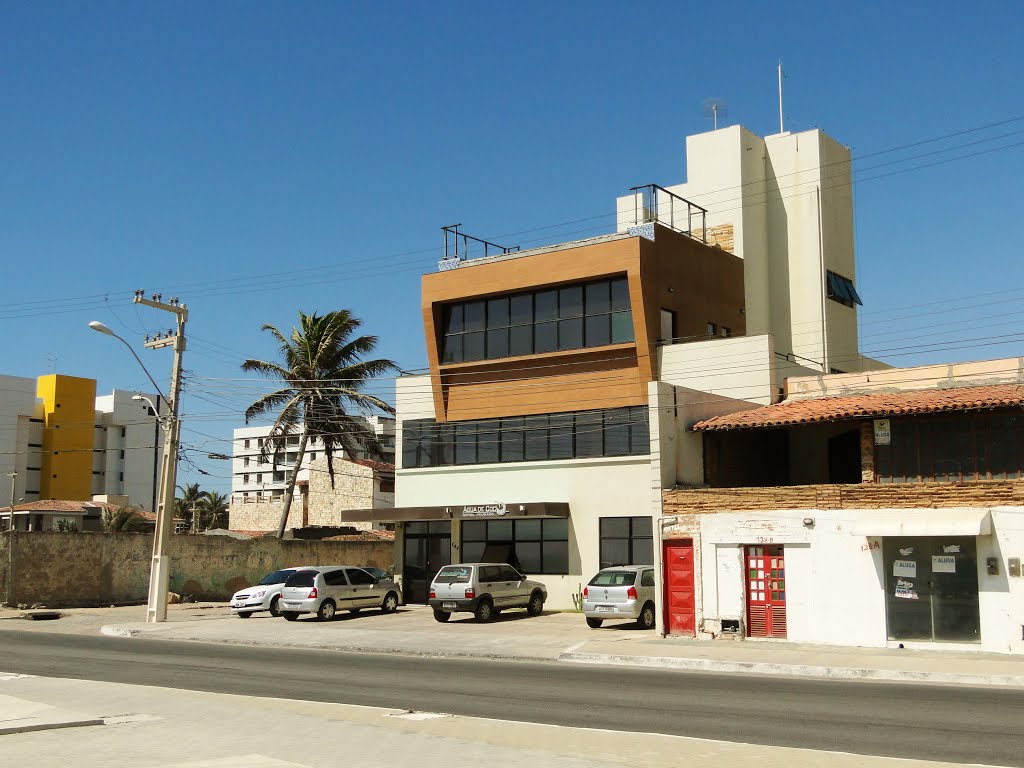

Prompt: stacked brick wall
[663,478,1024,515]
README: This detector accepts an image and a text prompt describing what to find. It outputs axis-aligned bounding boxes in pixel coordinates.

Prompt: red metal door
[663,539,695,636]
[745,545,786,638]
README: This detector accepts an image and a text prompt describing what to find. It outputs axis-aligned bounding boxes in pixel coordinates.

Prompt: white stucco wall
[398,457,652,609]
[678,507,1024,654]
[616,125,865,375]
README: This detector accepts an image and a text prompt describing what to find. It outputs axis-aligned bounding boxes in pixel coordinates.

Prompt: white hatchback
[229,567,313,619]
[582,565,657,629]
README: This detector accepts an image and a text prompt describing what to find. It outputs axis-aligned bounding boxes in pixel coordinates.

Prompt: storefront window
[599,516,653,569]
[461,518,569,574]
[882,536,980,642]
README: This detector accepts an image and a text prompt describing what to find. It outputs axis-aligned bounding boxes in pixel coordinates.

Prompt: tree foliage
[241,310,397,538]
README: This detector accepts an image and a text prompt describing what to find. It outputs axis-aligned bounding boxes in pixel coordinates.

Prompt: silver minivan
[582,565,657,629]
[279,566,402,621]
[428,563,547,623]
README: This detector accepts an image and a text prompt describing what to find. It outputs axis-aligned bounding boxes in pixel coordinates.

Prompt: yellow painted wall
[37,374,96,501]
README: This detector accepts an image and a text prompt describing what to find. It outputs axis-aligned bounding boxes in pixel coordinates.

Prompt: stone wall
[306,457,375,530]
[0,531,393,607]
[663,478,1024,515]
[229,456,388,532]
[228,497,304,532]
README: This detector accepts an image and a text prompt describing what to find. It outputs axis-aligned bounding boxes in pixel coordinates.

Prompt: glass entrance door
[402,521,451,604]
[883,536,979,642]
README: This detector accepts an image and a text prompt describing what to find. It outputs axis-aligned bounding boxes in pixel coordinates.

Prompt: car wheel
[527,591,545,617]
[237,611,253,619]
[432,608,450,623]
[474,599,494,623]
[317,600,337,621]
[382,592,399,614]
[268,596,282,618]
[637,602,656,630]
[586,617,604,629]
[282,612,299,621]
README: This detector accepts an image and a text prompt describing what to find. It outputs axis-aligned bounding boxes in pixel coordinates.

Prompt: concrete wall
[0,531,392,607]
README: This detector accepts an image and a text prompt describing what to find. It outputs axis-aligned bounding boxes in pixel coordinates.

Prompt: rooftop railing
[629,184,708,243]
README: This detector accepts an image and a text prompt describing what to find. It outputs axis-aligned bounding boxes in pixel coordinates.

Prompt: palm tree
[175,482,205,533]
[198,490,229,531]
[242,310,398,538]
[102,505,147,533]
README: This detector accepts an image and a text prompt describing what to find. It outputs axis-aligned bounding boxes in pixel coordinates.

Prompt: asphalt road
[2,630,1021,766]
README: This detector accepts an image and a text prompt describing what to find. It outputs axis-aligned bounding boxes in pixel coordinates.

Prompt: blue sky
[2,2,1023,492]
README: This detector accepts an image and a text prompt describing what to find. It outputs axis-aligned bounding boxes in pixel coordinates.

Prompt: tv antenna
[702,98,728,131]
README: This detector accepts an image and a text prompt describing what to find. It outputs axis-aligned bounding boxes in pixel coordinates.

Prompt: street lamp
[89,296,187,623]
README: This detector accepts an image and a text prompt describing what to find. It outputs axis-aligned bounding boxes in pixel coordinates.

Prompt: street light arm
[88,321,167,401]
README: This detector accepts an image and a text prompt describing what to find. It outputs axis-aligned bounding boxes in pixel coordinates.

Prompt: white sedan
[230,567,312,618]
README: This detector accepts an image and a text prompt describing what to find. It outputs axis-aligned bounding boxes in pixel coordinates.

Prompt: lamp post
[89,293,187,623]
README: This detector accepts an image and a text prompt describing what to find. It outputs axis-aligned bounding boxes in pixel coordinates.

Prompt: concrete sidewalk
[3,602,1024,687]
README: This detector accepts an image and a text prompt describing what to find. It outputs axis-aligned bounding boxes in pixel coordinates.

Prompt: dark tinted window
[586,280,610,314]
[509,324,532,356]
[559,318,583,349]
[559,285,583,318]
[464,301,486,330]
[487,297,510,327]
[346,568,376,585]
[323,569,349,586]
[534,321,557,353]
[259,569,296,586]
[641,569,655,587]
[611,277,630,311]
[510,294,532,325]
[285,570,317,587]
[535,290,558,321]
[499,565,522,581]
[486,328,509,359]
[479,565,501,582]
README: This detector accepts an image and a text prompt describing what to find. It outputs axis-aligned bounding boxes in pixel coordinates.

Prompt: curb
[0,717,105,736]
[558,651,1024,687]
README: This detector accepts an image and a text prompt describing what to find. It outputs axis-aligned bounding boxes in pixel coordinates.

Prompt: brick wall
[0,531,393,607]
[663,478,1024,514]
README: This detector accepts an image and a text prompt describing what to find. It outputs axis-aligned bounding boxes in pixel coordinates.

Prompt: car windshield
[589,570,637,587]
[434,566,473,584]
[258,569,296,586]
[284,570,317,587]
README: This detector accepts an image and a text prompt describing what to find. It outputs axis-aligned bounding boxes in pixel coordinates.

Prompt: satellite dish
[702,98,729,130]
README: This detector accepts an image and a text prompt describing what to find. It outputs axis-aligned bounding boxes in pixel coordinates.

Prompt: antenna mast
[777,60,784,134]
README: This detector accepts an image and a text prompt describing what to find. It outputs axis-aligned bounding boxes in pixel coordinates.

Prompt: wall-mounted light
[802,517,815,528]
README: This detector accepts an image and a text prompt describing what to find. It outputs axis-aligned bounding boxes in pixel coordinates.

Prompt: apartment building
[230,415,396,500]
[0,373,162,528]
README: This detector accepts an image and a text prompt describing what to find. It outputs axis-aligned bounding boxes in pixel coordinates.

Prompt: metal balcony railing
[629,184,708,243]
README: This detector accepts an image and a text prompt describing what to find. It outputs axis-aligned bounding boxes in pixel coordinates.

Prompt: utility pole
[135,292,188,624]
[6,471,17,608]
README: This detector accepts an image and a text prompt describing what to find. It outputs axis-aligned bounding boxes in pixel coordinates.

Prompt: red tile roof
[692,383,1024,432]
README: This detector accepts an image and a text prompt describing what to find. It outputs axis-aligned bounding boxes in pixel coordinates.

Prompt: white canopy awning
[849,508,992,537]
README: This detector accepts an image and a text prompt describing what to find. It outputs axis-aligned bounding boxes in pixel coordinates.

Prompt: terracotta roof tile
[692,383,1024,432]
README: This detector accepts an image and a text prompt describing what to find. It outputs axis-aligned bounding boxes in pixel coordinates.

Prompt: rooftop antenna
[46,352,57,373]
[777,59,784,134]
[702,97,728,131]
